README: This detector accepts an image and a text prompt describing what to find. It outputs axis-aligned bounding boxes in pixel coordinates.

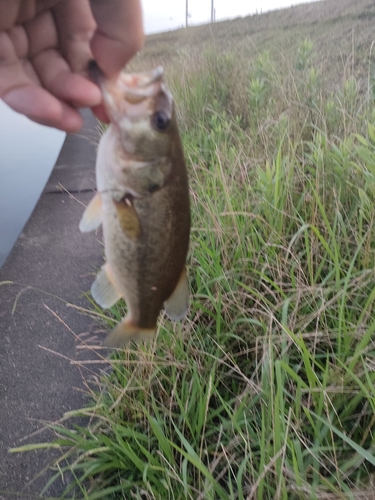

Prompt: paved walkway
[0,110,104,498]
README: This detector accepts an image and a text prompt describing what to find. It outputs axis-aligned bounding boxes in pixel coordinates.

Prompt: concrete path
[0,110,104,498]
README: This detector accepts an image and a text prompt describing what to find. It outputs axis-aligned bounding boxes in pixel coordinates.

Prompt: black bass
[79,61,190,348]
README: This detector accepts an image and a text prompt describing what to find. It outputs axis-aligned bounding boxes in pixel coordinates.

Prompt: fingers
[25,9,101,106]
[0,0,60,30]
[0,11,99,132]
[0,26,82,131]
[32,47,101,106]
[0,0,144,132]
[0,0,21,30]
[24,8,58,57]
[90,0,144,77]
[6,26,28,59]
[52,0,97,74]
[4,85,84,132]
[0,30,32,97]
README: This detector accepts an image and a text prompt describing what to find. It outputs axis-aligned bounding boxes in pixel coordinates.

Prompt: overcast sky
[142,0,317,33]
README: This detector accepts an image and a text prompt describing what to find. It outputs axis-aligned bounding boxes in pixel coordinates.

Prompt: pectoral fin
[104,319,155,348]
[91,263,122,308]
[79,193,102,232]
[113,197,141,239]
[164,267,189,321]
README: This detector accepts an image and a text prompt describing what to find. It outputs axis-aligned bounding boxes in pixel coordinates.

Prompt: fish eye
[152,110,170,131]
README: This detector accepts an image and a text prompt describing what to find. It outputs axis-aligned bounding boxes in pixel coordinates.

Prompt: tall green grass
[12,28,375,499]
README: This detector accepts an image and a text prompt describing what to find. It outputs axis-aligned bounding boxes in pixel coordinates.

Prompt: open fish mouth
[88,60,165,106]
[121,66,164,89]
[88,60,163,88]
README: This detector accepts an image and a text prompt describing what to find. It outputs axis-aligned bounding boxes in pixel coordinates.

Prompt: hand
[0,0,144,132]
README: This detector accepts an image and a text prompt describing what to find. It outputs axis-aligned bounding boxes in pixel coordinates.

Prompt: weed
[12,1,375,498]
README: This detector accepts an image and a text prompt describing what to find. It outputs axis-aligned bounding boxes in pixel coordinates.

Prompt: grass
[10,0,375,497]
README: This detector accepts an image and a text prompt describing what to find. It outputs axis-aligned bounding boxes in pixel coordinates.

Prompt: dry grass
[9,0,375,498]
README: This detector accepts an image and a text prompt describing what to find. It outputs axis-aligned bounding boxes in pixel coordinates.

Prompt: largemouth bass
[79,61,190,348]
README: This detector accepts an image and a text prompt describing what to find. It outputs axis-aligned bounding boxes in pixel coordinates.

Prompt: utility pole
[186,0,188,27]
[211,0,214,23]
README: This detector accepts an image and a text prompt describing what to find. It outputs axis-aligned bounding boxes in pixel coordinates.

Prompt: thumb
[89,0,144,78]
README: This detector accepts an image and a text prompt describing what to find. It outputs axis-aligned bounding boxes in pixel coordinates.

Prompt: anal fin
[79,193,102,232]
[91,263,122,308]
[104,319,155,348]
[164,267,189,321]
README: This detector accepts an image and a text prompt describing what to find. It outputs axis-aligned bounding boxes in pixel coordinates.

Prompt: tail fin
[104,320,155,348]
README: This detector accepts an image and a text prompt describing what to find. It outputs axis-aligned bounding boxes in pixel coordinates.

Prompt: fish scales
[79,62,190,347]
[102,132,189,329]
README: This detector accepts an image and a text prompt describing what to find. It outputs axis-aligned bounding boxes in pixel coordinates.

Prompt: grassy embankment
[17,0,375,497]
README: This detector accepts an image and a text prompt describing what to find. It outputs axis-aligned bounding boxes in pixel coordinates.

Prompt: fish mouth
[88,60,165,114]
[121,66,164,90]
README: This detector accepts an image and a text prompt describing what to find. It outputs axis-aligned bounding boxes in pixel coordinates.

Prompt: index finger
[89,0,144,78]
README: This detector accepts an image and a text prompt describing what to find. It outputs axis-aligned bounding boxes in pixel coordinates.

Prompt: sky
[142,0,317,34]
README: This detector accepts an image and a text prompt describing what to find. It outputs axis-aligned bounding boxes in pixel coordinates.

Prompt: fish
[79,61,191,348]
